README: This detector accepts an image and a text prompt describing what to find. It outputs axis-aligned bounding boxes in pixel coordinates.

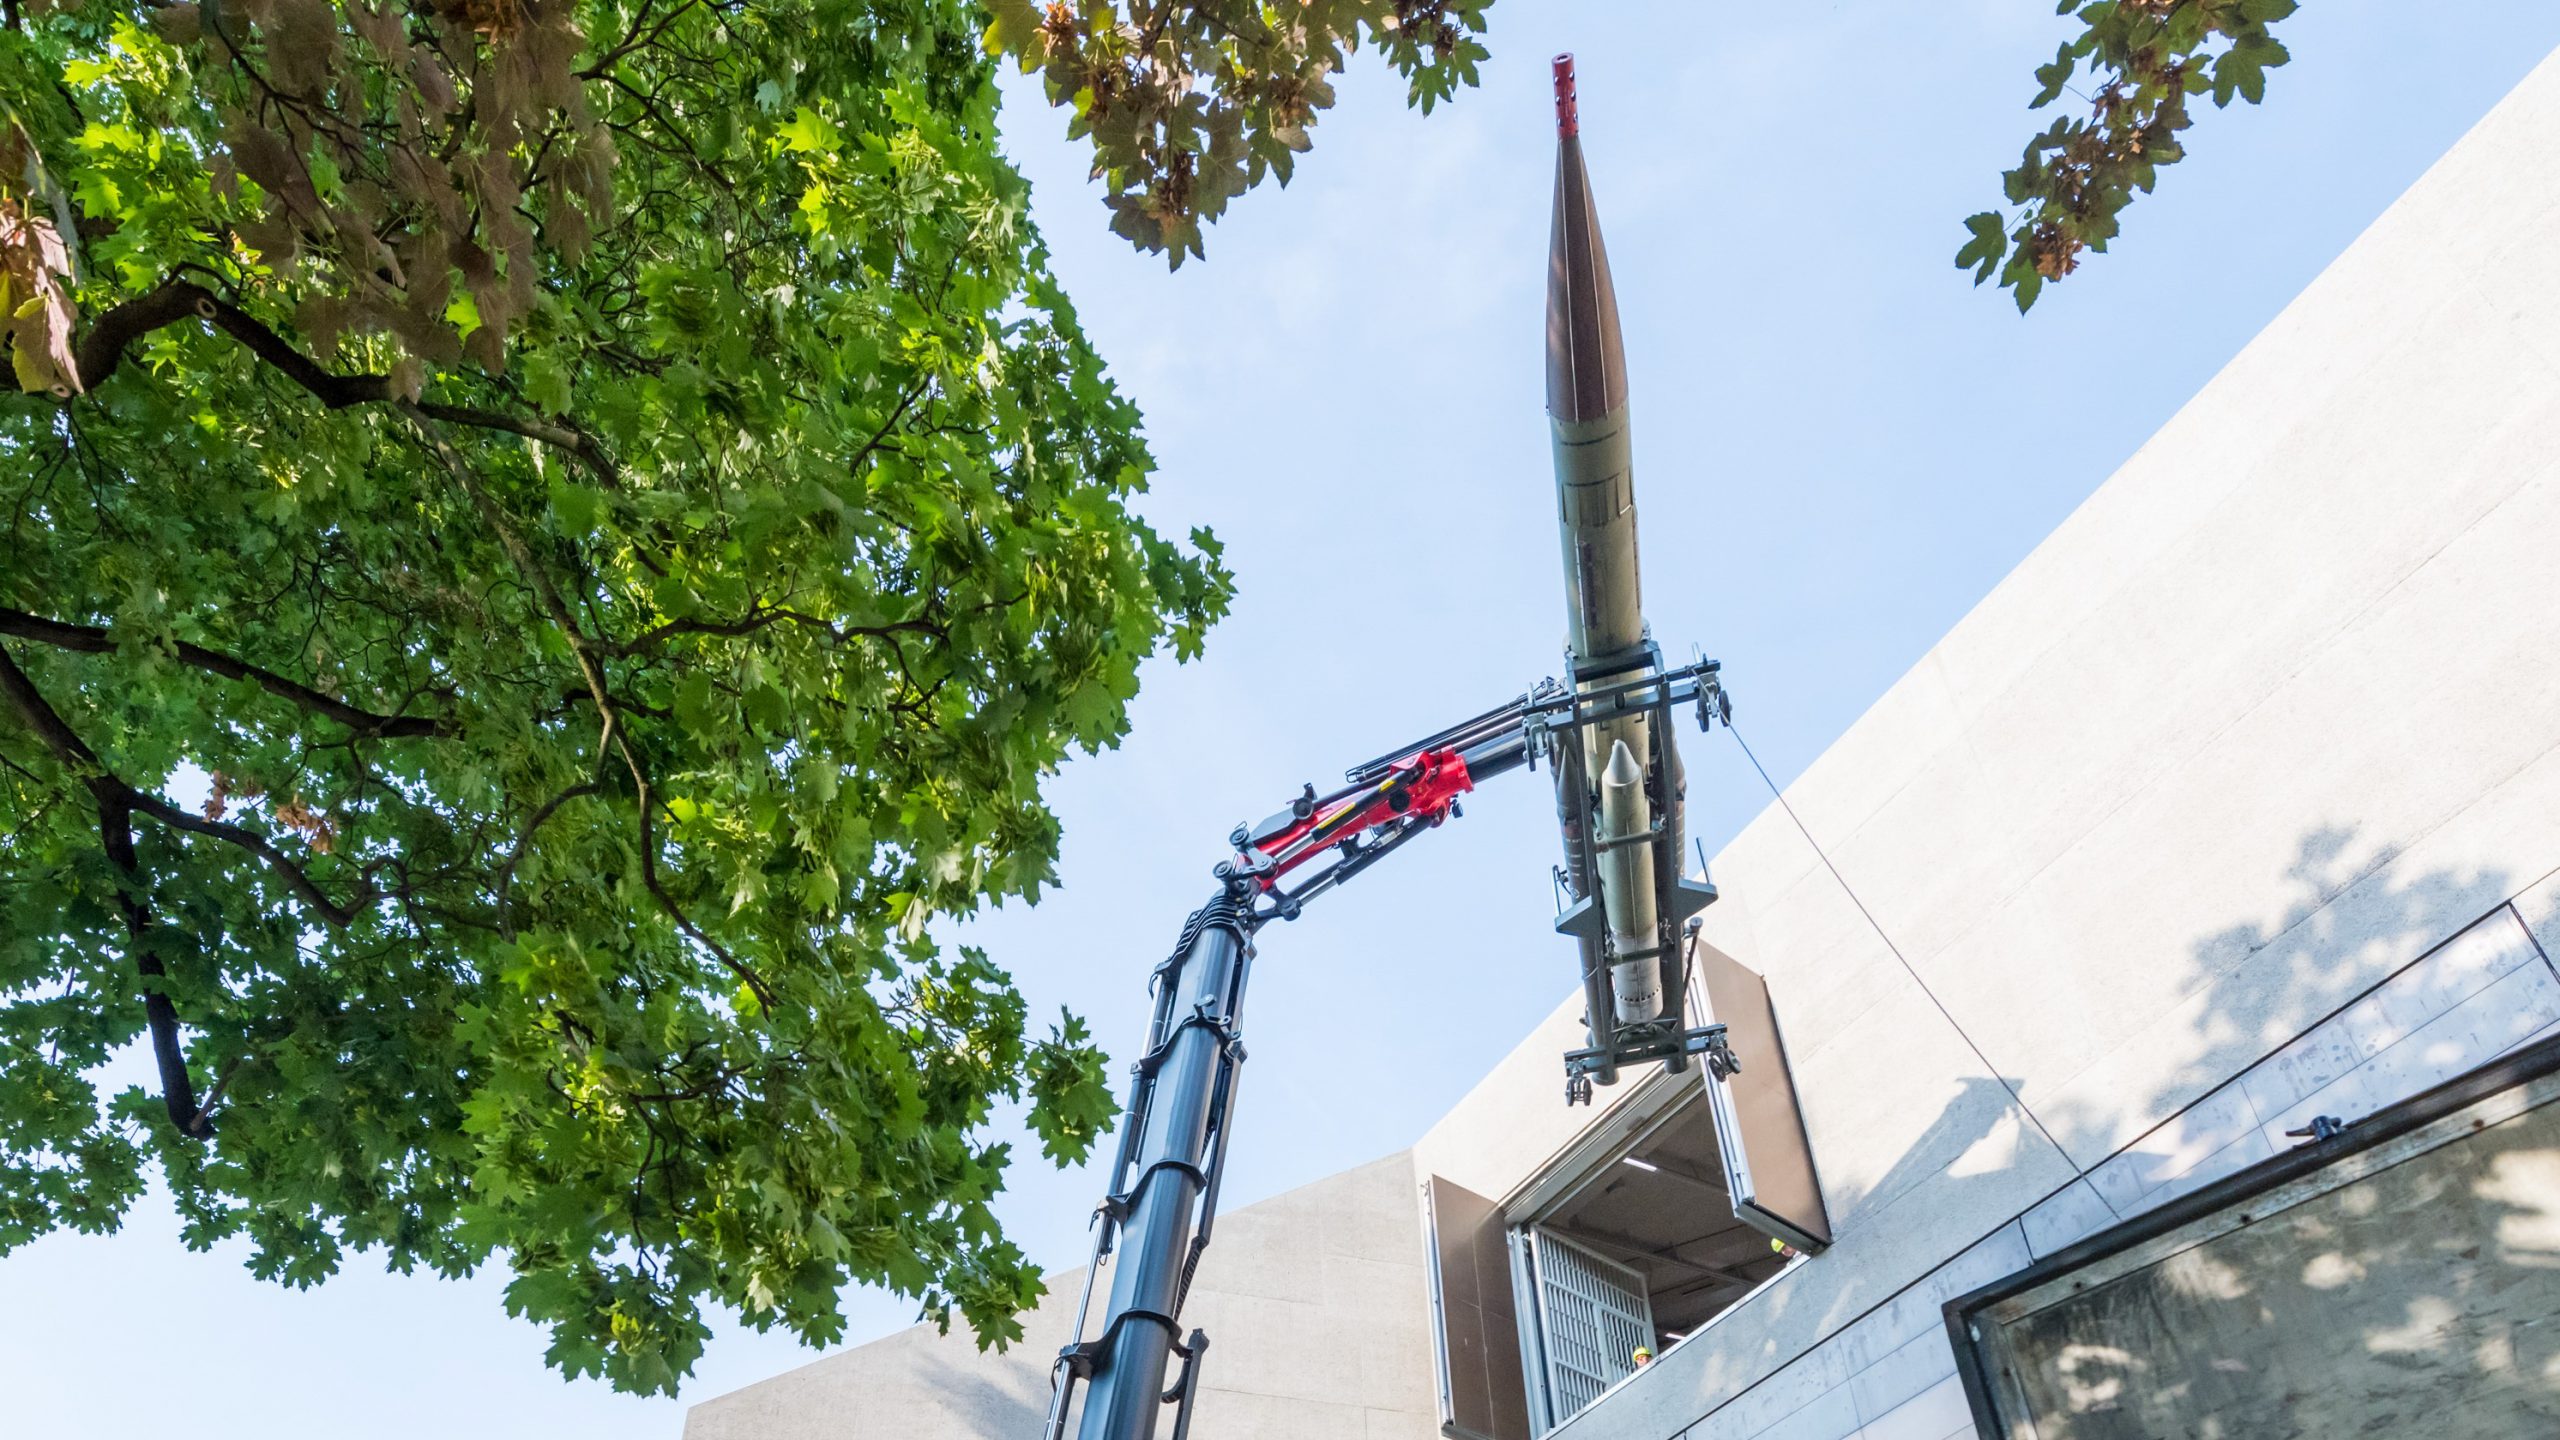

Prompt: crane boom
[1043,663,1734,1440]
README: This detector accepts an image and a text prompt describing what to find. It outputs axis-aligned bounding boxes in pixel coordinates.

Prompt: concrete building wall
[683,1151,1439,1440]
[1637,890,2560,1440]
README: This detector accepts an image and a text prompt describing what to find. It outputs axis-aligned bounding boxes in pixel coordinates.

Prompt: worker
[1632,1346,1653,1368]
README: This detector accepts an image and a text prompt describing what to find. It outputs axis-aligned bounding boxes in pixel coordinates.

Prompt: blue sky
[12,5,2560,1434]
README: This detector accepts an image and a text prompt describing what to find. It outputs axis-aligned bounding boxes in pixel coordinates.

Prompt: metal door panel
[1425,1177,1534,1440]
[1525,1227,1653,1424]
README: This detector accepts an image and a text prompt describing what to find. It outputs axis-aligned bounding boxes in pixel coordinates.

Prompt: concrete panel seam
[2514,893,2560,975]
[1666,1215,2043,1439]
[2071,899,2540,1209]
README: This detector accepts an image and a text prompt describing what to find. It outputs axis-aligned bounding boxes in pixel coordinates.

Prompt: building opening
[1425,943,1828,1439]
[1508,1083,1788,1429]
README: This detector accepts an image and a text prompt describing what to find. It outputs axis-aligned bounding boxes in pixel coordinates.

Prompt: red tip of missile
[1546,53,1623,423]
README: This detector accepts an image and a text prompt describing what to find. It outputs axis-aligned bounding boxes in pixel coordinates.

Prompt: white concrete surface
[683,1151,1436,1440]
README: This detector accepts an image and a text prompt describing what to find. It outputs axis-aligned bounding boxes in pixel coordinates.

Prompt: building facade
[688,48,2560,1440]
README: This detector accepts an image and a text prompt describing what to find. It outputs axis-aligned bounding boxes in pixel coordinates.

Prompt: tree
[978,0,2292,302]
[983,0,1491,264]
[0,0,1232,1396]
[1959,0,2298,311]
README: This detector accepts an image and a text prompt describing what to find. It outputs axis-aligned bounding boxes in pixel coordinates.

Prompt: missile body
[1547,60,1641,667]
[1548,55,1677,1031]
[1597,739,1661,1018]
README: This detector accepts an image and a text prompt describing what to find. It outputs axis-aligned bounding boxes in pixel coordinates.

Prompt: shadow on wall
[1972,825,2560,1437]
[2163,823,2522,1092]
[1641,826,2545,1438]
[1821,825,2523,1233]
[1822,1074,2030,1228]
[909,1329,1056,1435]
[2030,823,2536,1213]
[1997,1053,2560,1439]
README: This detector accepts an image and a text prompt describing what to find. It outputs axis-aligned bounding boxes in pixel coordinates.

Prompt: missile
[1547,53,1640,664]
[1547,53,1679,1034]
[1597,739,1661,1019]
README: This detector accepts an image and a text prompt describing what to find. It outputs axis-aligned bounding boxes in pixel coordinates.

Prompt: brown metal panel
[1425,1177,1533,1440]
[1695,942,1833,1250]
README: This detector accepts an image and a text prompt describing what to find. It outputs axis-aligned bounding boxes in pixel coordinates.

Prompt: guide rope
[1726,720,2073,1166]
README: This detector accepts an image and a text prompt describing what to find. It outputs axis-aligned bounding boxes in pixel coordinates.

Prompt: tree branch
[0,642,369,928]
[74,280,620,484]
[495,779,601,931]
[414,401,621,486]
[579,0,703,80]
[75,281,390,406]
[71,282,216,395]
[0,643,211,1134]
[100,795,206,1135]
[188,1054,247,1137]
[400,407,778,1011]
[848,378,929,477]
[611,604,944,656]
[0,607,450,738]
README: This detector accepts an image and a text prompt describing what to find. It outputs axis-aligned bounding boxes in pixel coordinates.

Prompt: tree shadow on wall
[1968,825,2560,1438]
[1992,1053,2560,1440]
[2039,824,2538,1199]
[1667,827,2546,1435]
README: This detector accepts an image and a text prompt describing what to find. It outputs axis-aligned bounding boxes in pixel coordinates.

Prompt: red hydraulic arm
[1220,748,1479,892]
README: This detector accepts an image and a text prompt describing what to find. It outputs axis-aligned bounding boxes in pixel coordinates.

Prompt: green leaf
[1955,212,2008,283]
[981,0,1045,63]
[2031,44,2076,108]
[779,106,841,155]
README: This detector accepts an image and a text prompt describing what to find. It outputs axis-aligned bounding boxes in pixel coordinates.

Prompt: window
[1516,1228,1654,1420]
[1948,1035,2560,1440]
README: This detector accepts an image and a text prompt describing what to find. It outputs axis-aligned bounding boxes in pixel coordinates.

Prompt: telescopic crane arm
[1045,49,1718,1440]
[1043,660,1737,1440]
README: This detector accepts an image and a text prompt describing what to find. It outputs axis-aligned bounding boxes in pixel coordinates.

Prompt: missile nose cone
[1546,54,1626,426]
[1603,737,1643,789]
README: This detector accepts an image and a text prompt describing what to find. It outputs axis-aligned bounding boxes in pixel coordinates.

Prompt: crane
[1041,54,1732,1440]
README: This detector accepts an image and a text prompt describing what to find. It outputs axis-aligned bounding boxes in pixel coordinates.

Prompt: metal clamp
[1563,1021,1733,1079]
[1158,1329,1211,1440]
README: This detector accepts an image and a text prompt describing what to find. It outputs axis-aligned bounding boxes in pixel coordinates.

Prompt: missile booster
[1544,55,1712,1089]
